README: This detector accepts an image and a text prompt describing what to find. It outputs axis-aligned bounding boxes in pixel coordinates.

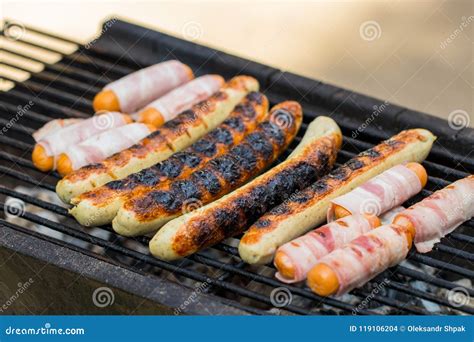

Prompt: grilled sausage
[149,115,341,260]
[328,162,427,220]
[239,128,436,265]
[56,123,156,176]
[93,60,194,113]
[133,75,225,127]
[114,101,303,237]
[56,76,259,204]
[69,92,269,226]
[306,223,414,296]
[274,214,380,284]
[32,112,131,172]
[393,175,474,253]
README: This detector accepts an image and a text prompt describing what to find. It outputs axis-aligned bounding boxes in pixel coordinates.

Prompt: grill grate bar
[1,88,89,118]
[1,47,112,86]
[395,265,474,297]
[0,60,101,95]
[0,166,56,191]
[0,117,34,135]
[2,184,471,315]
[0,135,32,151]
[1,76,93,108]
[0,100,55,124]
[4,35,134,77]
[0,208,316,316]
[386,281,474,314]
[1,21,472,315]
[408,253,474,279]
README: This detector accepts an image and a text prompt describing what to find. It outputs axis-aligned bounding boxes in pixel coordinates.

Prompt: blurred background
[2,0,473,126]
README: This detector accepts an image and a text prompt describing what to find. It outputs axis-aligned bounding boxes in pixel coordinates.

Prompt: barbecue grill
[0,18,473,315]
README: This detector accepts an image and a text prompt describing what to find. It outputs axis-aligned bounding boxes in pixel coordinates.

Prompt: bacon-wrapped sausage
[239,129,436,265]
[93,60,194,113]
[133,75,224,127]
[69,92,269,227]
[306,223,414,296]
[32,118,82,142]
[32,112,131,172]
[114,101,302,237]
[327,163,427,221]
[56,123,156,176]
[393,175,474,253]
[149,116,341,261]
[56,76,259,204]
[274,214,380,284]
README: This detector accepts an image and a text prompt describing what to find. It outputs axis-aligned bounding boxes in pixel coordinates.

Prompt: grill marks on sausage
[174,134,338,253]
[129,106,301,221]
[103,92,265,192]
[63,89,229,183]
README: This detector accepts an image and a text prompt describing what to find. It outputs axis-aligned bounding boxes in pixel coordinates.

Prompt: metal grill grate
[0,19,473,315]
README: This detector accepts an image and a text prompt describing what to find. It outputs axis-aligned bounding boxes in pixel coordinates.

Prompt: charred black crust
[103,97,263,192]
[209,156,242,184]
[233,103,257,119]
[246,132,275,161]
[260,122,286,147]
[132,105,297,218]
[230,144,257,171]
[222,117,245,132]
[246,91,263,104]
[191,139,218,157]
[191,170,222,195]
[208,127,235,144]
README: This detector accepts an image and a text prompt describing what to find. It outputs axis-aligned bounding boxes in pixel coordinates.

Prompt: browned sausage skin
[69,92,269,226]
[239,128,435,264]
[113,101,303,236]
[149,116,342,260]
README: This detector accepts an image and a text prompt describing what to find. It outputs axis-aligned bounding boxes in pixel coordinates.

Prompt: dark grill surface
[0,19,473,315]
